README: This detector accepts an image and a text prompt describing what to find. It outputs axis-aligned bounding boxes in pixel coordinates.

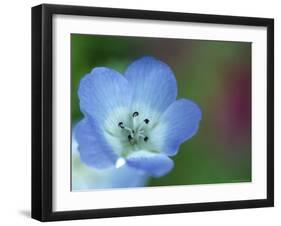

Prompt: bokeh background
[71,34,251,190]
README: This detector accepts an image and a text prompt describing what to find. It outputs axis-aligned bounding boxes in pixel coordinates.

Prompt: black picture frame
[32,3,274,222]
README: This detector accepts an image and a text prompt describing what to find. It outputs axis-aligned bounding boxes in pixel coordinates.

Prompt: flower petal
[151,99,202,156]
[126,150,174,177]
[106,165,149,188]
[74,117,118,169]
[124,56,177,119]
[78,67,132,124]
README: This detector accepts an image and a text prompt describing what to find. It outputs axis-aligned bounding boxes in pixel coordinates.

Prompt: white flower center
[118,111,150,145]
[103,106,161,158]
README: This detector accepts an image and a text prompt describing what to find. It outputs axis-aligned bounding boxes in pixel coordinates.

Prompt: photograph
[71,34,252,191]
[31,4,273,221]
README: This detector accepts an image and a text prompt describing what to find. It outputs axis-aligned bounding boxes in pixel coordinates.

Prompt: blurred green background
[71,34,251,187]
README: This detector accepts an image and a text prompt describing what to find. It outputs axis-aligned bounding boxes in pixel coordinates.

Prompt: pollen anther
[132,112,139,117]
[118,122,124,129]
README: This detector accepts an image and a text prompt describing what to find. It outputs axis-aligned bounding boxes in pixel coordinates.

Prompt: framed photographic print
[31,4,274,221]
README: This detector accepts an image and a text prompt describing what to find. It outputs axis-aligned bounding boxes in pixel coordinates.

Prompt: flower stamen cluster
[118,111,150,145]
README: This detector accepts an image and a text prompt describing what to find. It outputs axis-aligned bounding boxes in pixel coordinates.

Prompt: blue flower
[75,56,202,177]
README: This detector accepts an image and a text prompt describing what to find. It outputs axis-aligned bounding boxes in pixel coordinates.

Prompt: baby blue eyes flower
[75,56,202,177]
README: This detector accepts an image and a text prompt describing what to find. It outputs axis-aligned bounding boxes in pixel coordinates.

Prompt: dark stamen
[118,122,124,129]
[132,130,135,134]
[132,112,139,117]
[144,119,150,124]
[144,136,149,142]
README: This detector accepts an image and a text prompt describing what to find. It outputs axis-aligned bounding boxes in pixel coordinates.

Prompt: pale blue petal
[151,99,202,156]
[74,118,118,169]
[105,165,149,188]
[126,150,174,177]
[72,134,148,190]
[124,56,177,115]
[78,67,132,124]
